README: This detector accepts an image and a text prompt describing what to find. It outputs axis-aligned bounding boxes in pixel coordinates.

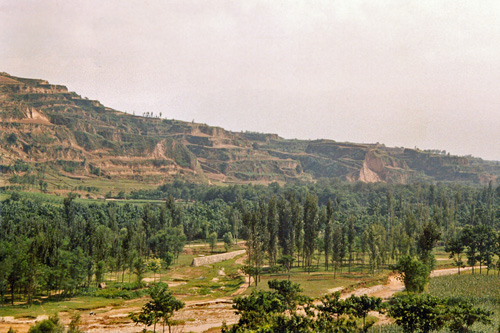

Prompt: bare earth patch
[1,263,475,333]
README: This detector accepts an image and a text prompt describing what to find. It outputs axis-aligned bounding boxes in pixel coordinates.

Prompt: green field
[246,265,390,299]
[427,273,500,332]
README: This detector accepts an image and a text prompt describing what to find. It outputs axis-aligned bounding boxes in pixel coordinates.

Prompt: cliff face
[1,72,499,191]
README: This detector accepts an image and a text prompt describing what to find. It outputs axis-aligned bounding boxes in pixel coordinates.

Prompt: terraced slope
[0,72,498,193]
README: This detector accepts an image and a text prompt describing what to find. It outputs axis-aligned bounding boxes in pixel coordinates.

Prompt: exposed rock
[1,72,499,188]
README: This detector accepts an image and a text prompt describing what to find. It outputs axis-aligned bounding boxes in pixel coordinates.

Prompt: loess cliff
[1,72,499,193]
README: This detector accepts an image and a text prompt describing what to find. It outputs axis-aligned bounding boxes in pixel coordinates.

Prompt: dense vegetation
[426,274,500,332]
[223,279,492,332]
[2,178,500,308]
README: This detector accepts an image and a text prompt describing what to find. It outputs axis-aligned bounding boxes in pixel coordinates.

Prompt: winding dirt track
[341,266,476,300]
[0,265,473,333]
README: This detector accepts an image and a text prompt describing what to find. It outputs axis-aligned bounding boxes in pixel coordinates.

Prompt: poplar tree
[347,216,355,273]
[303,193,318,273]
[332,225,343,278]
[267,196,279,267]
[324,221,332,271]
[278,196,294,257]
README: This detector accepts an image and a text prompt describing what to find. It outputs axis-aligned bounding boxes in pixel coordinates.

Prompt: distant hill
[1,72,499,194]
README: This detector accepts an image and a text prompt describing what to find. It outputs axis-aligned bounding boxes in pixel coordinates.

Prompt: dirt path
[342,266,477,300]
[0,251,251,333]
[0,263,473,333]
[231,252,253,296]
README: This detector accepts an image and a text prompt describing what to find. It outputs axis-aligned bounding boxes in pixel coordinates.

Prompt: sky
[2,0,500,160]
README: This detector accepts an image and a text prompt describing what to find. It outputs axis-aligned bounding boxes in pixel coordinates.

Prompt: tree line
[2,179,500,305]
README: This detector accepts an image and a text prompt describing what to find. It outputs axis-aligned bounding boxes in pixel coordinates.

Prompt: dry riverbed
[0,266,474,333]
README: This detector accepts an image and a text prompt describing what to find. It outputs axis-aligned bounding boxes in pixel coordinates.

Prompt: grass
[0,189,170,207]
[172,254,245,301]
[248,268,390,299]
[239,254,392,298]
[1,170,159,200]
[0,245,245,318]
[0,296,124,318]
[74,197,166,205]
[0,241,398,321]
[10,191,64,203]
[428,271,500,303]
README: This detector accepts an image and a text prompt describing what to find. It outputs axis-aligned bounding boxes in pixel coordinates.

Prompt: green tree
[347,215,356,273]
[323,221,332,271]
[445,300,492,332]
[417,221,440,270]
[267,196,279,267]
[28,313,64,333]
[133,257,147,285]
[241,265,256,287]
[289,193,302,267]
[388,295,446,332]
[303,193,318,273]
[461,225,478,274]
[392,256,430,294]
[345,294,382,331]
[388,295,493,333]
[207,232,218,253]
[445,235,465,274]
[363,222,385,275]
[278,195,294,259]
[223,232,233,252]
[277,255,294,280]
[0,241,13,305]
[147,257,162,283]
[94,260,106,287]
[473,224,497,274]
[331,225,344,278]
[161,252,174,271]
[316,292,355,331]
[130,283,184,333]
[230,279,311,332]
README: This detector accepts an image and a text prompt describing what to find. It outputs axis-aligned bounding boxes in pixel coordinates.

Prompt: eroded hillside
[0,72,498,194]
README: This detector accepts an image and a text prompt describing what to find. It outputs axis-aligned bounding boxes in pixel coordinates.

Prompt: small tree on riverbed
[130,283,184,333]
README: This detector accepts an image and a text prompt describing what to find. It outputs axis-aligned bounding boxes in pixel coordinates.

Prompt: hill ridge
[0,72,498,194]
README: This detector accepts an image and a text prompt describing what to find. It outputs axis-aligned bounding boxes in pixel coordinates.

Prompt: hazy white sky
[2,0,500,160]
